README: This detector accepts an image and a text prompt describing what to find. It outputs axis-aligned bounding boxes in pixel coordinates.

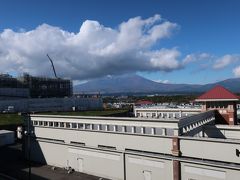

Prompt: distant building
[134,106,201,119]
[134,85,240,125]
[0,74,29,98]
[195,85,239,125]
[0,74,103,112]
[135,100,154,106]
[18,73,72,98]
[0,73,72,98]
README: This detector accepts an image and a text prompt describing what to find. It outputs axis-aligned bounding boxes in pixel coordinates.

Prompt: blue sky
[0,0,240,84]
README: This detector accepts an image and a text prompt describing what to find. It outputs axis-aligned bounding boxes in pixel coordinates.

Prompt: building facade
[195,85,239,125]
[18,74,72,98]
[26,113,240,180]
[23,85,240,179]
[0,73,72,99]
[0,74,29,98]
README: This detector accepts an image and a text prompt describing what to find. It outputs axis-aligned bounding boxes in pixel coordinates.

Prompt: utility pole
[23,113,32,180]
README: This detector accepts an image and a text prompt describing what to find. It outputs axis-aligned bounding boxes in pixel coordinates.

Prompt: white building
[23,86,240,180]
[134,106,201,119]
[24,111,240,180]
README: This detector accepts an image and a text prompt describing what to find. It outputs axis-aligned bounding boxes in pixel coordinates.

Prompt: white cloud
[233,66,240,77]
[183,53,240,74]
[213,54,240,69]
[182,53,212,65]
[153,79,170,83]
[0,15,181,80]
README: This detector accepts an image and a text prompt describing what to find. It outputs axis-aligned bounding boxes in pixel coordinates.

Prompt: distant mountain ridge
[74,74,240,94]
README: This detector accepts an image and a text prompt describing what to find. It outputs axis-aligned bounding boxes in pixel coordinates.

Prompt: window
[93,124,101,130]
[117,125,126,132]
[109,125,116,131]
[66,123,70,128]
[144,127,153,134]
[33,121,38,125]
[155,128,162,135]
[78,123,84,129]
[98,124,103,130]
[44,121,48,126]
[60,122,64,127]
[85,124,91,130]
[126,126,132,133]
[135,127,142,133]
[72,123,77,128]
[54,122,59,127]
[49,122,53,127]
[39,121,43,126]
[102,124,109,131]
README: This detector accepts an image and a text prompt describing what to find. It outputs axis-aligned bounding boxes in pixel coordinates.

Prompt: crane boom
[46,54,58,78]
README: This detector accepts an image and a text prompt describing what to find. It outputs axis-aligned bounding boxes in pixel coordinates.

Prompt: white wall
[126,154,173,180]
[181,162,240,180]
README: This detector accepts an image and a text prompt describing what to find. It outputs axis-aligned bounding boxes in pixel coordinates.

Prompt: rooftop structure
[196,85,239,125]
[135,100,154,106]
[195,85,239,101]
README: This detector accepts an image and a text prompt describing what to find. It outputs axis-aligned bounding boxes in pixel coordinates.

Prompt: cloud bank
[213,55,240,69]
[0,14,181,80]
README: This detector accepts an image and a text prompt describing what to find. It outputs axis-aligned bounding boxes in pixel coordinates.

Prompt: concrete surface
[0,143,107,180]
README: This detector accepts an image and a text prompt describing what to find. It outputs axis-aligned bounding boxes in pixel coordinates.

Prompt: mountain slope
[200,78,240,92]
[74,74,240,94]
[74,74,198,93]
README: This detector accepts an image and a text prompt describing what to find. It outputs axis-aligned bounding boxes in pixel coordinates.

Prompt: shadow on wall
[0,143,48,180]
[25,126,47,165]
[203,125,226,139]
[215,111,229,125]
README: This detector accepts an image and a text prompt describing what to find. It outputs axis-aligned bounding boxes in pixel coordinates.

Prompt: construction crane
[46,54,58,78]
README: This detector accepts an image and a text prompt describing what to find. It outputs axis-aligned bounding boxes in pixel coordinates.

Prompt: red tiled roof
[196,85,239,101]
[135,100,154,105]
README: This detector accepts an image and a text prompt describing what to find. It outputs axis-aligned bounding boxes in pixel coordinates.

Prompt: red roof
[135,100,154,105]
[196,85,239,101]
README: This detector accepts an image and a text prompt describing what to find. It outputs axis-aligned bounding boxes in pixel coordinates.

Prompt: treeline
[131,95,198,104]
[103,95,198,104]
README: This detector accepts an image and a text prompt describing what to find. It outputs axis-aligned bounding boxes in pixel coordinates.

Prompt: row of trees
[103,94,199,104]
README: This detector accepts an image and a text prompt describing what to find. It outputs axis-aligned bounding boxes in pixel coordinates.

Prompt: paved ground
[0,143,107,180]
